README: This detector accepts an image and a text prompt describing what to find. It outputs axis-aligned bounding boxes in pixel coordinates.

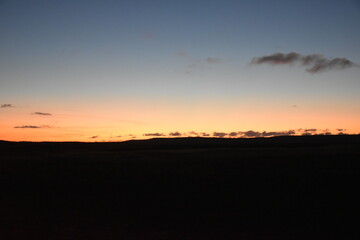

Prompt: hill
[0,135,359,239]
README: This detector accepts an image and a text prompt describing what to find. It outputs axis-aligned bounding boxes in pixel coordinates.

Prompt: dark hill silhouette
[0,135,359,239]
[1,135,360,153]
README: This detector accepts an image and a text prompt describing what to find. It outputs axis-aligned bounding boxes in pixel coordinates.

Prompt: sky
[1,0,360,142]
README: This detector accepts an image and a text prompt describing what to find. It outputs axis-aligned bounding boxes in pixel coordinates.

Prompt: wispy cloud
[205,57,223,64]
[32,112,52,116]
[240,130,262,138]
[182,56,225,74]
[140,129,345,139]
[238,130,296,138]
[304,128,317,132]
[229,132,239,137]
[90,136,99,139]
[143,133,165,137]
[187,131,199,136]
[14,125,52,129]
[261,130,295,137]
[251,52,359,73]
[213,132,228,138]
[169,131,182,137]
[1,104,13,108]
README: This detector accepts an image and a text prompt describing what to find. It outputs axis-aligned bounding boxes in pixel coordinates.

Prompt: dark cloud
[306,57,356,73]
[261,130,295,137]
[240,130,262,138]
[201,133,210,137]
[14,125,52,129]
[251,52,359,73]
[302,132,312,136]
[229,132,239,137]
[239,130,296,138]
[169,131,182,137]
[304,128,317,132]
[143,133,165,137]
[32,112,52,116]
[337,129,346,132]
[90,136,99,139]
[213,132,228,138]
[1,104,13,108]
[252,52,301,65]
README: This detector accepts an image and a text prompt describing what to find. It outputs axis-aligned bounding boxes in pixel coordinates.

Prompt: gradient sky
[1,0,360,141]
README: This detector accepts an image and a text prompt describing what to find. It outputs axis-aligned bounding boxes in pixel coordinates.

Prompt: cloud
[90,136,99,139]
[213,132,228,138]
[252,52,301,65]
[239,130,296,138]
[14,125,52,129]
[302,132,312,136]
[229,132,239,137]
[169,131,182,137]
[261,130,295,137]
[251,52,359,73]
[240,130,262,138]
[304,128,317,132]
[182,56,225,74]
[188,131,199,136]
[1,104,13,108]
[143,133,165,137]
[205,57,223,64]
[32,112,52,116]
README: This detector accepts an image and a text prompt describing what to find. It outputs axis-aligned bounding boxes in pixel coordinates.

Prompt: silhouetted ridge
[1,135,359,239]
[0,135,359,154]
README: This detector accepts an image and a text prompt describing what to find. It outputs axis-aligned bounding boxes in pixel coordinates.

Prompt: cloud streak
[251,52,359,73]
[14,125,52,129]
[205,57,223,64]
[143,133,165,137]
[32,112,52,116]
[169,131,182,137]
[1,104,13,108]
[213,132,228,138]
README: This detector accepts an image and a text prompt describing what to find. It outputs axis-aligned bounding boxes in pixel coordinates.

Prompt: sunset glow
[1,0,359,142]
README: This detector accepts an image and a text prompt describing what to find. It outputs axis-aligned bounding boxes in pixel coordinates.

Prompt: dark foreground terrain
[0,135,359,239]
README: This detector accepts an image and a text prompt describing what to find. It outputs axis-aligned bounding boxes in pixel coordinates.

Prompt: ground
[0,135,359,239]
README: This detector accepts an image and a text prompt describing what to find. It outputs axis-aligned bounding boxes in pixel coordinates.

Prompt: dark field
[1,135,359,239]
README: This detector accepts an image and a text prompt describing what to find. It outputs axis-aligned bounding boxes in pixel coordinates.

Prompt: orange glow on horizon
[1,98,359,142]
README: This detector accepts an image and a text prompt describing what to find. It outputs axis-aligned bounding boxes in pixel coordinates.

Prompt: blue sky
[1,0,360,141]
